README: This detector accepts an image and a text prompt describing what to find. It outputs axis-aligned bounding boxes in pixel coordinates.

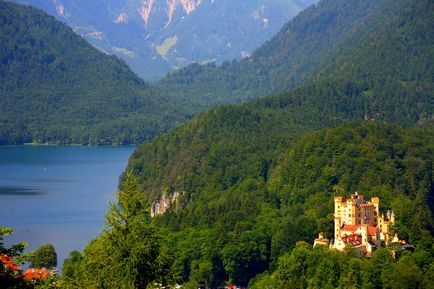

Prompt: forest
[1,0,433,288]
[159,0,434,120]
[123,119,434,287]
[3,123,432,288]
[1,0,433,145]
[0,1,189,145]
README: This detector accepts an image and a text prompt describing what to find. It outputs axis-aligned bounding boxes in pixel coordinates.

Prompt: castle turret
[334,196,343,217]
[371,197,380,219]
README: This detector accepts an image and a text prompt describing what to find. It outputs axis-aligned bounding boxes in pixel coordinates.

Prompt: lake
[0,146,135,270]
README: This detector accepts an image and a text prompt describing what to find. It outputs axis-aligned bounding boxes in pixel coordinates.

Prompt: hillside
[159,0,434,115]
[3,0,431,145]
[131,0,434,201]
[5,0,430,286]
[115,0,434,286]
[90,122,433,288]
[9,0,317,81]
[0,1,186,145]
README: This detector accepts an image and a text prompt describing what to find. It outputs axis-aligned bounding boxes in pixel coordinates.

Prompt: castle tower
[371,197,380,222]
[334,217,342,240]
[334,196,343,216]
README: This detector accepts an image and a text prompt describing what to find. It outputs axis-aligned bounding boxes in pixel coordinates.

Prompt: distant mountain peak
[9,0,318,80]
[121,0,203,27]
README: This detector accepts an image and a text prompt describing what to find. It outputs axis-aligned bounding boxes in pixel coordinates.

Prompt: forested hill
[130,0,434,201]
[2,0,432,145]
[119,0,434,286]
[159,0,434,114]
[0,1,186,145]
[60,123,434,288]
[121,122,434,287]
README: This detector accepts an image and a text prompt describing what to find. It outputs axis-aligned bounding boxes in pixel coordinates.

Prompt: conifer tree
[75,172,177,288]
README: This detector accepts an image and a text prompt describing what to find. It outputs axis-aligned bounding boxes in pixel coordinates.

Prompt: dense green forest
[6,124,431,288]
[1,0,432,144]
[248,242,434,289]
[58,123,433,288]
[0,1,188,145]
[159,0,434,118]
[1,0,433,288]
[107,0,433,286]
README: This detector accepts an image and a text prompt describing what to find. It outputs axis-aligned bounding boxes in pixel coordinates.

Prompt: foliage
[62,172,178,288]
[123,2,434,285]
[248,243,434,289]
[61,250,82,283]
[1,227,28,288]
[3,0,433,287]
[30,244,57,270]
[0,1,187,145]
[1,0,432,145]
[0,227,29,262]
[0,226,58,288]
[159,0,434,125]
[127,122,434,287]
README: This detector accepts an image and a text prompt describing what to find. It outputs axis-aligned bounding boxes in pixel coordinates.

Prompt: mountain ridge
[122,1,433,284]
[0,1,187,145]
[158,0,433,117]
[9,0,318,80]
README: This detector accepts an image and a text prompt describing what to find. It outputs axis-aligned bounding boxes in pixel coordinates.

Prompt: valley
[0,0,433,288]
[9,0,318,80]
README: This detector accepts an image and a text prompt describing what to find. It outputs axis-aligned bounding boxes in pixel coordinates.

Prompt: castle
[314,193,402,256]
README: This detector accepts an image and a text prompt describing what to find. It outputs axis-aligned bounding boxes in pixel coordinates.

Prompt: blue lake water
[0,146,135,270]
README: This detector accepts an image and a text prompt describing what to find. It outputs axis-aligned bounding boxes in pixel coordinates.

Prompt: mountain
[0,1,186,145]
[159,0,434,115]
[8,0,318,81]
[118,0,433,285]
[5,0,431,146]
[128,0,434,231]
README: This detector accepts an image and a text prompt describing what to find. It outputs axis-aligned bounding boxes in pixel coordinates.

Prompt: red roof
[342,225,359,233]
[368,226,377,236]
[342,225,377,236]
[342,234,362,246]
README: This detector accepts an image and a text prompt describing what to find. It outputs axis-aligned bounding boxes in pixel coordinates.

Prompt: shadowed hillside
[0,1,187,145]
